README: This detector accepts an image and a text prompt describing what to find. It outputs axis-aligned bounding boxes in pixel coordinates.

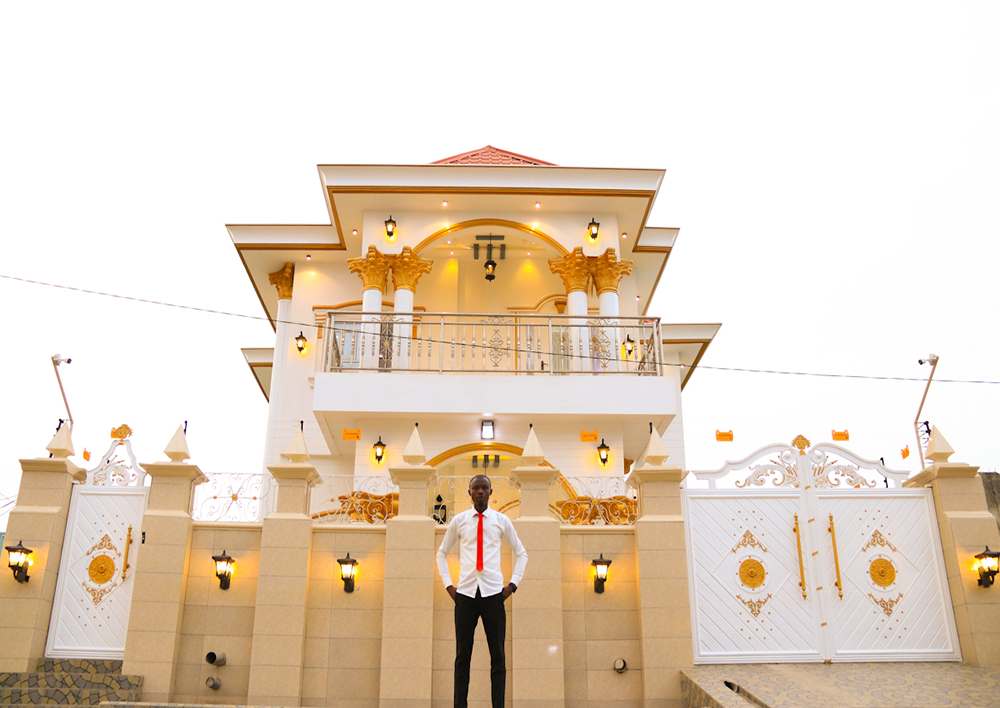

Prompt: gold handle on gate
[122,525,133,581]
[794,514,807,599]
[828,514,843,599]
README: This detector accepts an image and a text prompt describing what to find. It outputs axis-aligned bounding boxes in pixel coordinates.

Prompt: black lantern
[974,547,1000,588]
[295,331,308,354]
[484,259,497,282]
[5,540,32,583]
[624,335,635,357]
[212,550,234,590]
[588,218,600,241]
[338,553,358,592]
[597,439,610,466]
[592,554,612,593]
[373,436,386,463]
[385,216,396,238]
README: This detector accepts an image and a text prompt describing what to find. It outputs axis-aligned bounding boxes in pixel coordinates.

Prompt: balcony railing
[320,311,662,376]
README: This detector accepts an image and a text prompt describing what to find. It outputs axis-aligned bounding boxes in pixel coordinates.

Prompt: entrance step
[682,663,1000,708]
[35,660,121,675]
[0,661,142,705]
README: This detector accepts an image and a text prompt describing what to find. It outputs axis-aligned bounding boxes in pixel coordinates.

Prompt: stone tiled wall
[561,529,642,708]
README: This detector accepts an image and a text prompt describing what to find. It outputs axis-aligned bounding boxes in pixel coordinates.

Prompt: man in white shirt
[436,474,528,708]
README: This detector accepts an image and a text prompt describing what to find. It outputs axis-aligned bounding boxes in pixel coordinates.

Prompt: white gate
[46,430,148,660]
[683,436,961,664]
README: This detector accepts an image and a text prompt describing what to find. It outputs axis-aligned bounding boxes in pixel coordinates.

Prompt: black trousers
[454,588,506,708]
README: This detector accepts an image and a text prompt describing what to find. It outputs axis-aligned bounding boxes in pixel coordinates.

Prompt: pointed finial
[403,423,426,465]
[46,421,74,458]
[521,425,545,466]
[643,424,670,466]
[164,424,191,462]
[926,426,955,463]
[282,426,310,463]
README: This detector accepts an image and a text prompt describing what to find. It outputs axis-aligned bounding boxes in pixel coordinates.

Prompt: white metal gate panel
[685,491,823,663]
[685,437,961,664]
[46,435,148,660]
[816,490,960,661]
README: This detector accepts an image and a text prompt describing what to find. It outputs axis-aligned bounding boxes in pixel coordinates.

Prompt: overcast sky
[2,3,998,527]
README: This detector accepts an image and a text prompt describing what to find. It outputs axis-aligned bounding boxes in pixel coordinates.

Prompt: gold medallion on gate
[869,557,896,587]
[88,554,116,585]
[739,558,766,588]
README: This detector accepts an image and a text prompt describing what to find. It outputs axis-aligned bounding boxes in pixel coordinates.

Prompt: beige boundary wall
[5,453,1000,708]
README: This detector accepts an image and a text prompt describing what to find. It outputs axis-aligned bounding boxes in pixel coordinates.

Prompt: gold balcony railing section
[319,311,663,376]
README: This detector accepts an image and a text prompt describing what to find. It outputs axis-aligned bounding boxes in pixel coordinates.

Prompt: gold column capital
[548,247,591,293]
[348,246,392,293]
[390,247,434,292]
[268,262,295,300]
[590,249,633,295]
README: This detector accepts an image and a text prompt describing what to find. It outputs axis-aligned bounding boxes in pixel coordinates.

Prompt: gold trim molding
[268,262,295,300]
[412,218,569,257]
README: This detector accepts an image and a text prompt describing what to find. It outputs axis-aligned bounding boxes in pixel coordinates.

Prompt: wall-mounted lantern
[973,547,1000,588]
[212,550,234,590]
[295,331,308,354]
[588,218,600,242]
[5,540,33,583]
[373,436,386,464]
[597,439,610,466]
[385,216,396,238]
[592,554,612,593]
[481,420,495,440]
[624,336,635,357]
[338,553,358,592]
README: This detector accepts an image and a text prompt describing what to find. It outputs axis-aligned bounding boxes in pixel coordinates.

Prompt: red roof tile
[431,145,556,166]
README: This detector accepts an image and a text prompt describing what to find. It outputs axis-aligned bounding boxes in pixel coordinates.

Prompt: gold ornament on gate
[869,557,896,587]
[739,558,766,588]
[88,554,116,585]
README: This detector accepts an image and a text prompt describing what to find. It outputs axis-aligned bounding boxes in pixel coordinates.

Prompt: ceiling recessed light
[621,233,627,239]
[527,252,531,256]
[535,202,540,208]
[450,251,454,255]
[352,229,358,235]
[447,240,451,244]
[306,254,311,260]
[636,295,641,301]
[442,200,448,207]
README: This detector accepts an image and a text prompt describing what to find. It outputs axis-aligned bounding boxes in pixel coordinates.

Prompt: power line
[2,272,998,385]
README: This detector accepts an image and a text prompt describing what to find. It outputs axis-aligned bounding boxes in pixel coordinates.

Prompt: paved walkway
[682,663,1000,708]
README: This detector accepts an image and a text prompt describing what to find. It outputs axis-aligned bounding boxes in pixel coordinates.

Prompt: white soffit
[661,323,722,390]
[243,348,273,401]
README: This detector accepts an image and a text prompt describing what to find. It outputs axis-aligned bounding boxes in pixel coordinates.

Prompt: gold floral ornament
[88,555,116,585]
[268,262,295,300]
[110,424,133,440]
[869,557,896,587]
[739,558,766,588]
[862,529,898,553]
[869,592,903,617]
[731,529,768,554]
[792,435,810,455]
[348,246,392,293]
[389,247,433,292]
[548,248,592,293]
[589,249,634,294]
[736,593,772,618]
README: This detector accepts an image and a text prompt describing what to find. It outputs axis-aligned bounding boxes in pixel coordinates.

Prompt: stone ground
[682,662,1000,708]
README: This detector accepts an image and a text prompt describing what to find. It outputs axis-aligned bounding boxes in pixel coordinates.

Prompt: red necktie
[476,513,484,571]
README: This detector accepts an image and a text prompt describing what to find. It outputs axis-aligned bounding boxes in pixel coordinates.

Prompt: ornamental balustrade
[319,311,662,375]
[551,475,639,525]
[312,476,400,524]
[191,472,274,522]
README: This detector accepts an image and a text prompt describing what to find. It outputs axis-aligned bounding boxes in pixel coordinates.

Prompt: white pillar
[393,288,414,370]
[599,290,621,372]
[567,289,589,372]
[361,287,383,370]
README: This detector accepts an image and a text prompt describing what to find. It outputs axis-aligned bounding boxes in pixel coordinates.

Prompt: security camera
[51,354,72,366]
[918,354,939,366]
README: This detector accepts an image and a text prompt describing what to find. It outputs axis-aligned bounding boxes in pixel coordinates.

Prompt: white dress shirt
[436,507,528,598]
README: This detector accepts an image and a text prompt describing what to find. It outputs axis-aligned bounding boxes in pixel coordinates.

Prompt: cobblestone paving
[683,663,1000,708]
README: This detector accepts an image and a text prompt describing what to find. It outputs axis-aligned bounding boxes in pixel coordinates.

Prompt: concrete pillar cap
[402,424,426,465]
[46,423,74,459]
[642,424,670,466]
[282,426,310,463]
[521,425,545,465]
[926,426,955,463]
[163,424,191,462]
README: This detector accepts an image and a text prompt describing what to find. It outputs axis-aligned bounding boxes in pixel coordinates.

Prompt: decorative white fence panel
[684,436,960,664]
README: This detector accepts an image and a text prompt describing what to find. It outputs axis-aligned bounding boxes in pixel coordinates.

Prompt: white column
[261,296,293,518]
[393,288,414,370]
[361,287,383,370]
[567,289,589,372]
[599,290,621,372]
